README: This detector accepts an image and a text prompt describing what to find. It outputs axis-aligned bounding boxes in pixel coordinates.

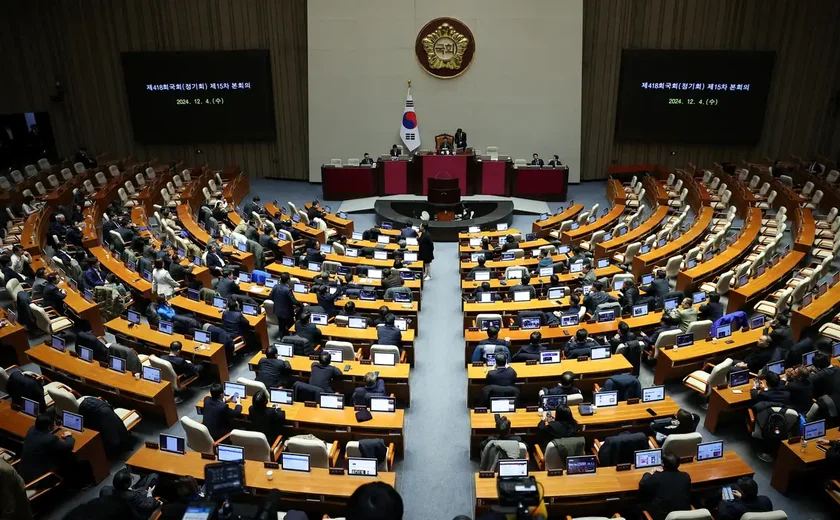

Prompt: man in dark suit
[202,383,242,440]
[501,234,520,252]
[41,273,67,315]
[512,331,546,362]
[508,273,537,300]
[160,341,202,379]
[242,196,262,218]
[6,370,46,412]
[0,255,25,284]
[399,223,417,238]
[306,201,326,222]
[18,414,75,482]
[804,158,824,175]
[699,292,724,322]
[637,453,692,520]
[294,311,322,348]
[530,153,544,166]
[352,372,387,405]
[309,351,342,392]
[99,467,160,520]
[641,269,670,308]
[716,477,773,520]
[84,258,106,288]
[360,153,374,165]
[583,281,617,313]
[376,314,402,347]
[486,353,517,387]
[168,254,193,282]
[769,315,794,353]
[389,144,400,157]
[256,346,293,389]
[215,270,239,299]
[811,352,839,397]
[454,128,467,150]
[750,371,790,405]
[548,154,562,166]
[268,272,301,337]
[205,245,226,270]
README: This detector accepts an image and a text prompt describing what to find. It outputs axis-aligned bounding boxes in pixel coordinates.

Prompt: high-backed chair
[664,255,683,279]
[699,269,734,295]
[236,377,269,397]
[534,436,586,471]
[48,387,141,430]
[740,513,787,520]
[476,314,503,330]
[149,355,198,403]
[182,416,222,453]
[660,432,703,458]
[30,304,73,335]
[283,436,340,468]
[345,440,395,471]
[370,344,404,364]
[647,329,681,360]
[683,358,733,398]
[324,340,357,361]
[644,509,711,520]
[229,429,283,462]
[685,320,712,340]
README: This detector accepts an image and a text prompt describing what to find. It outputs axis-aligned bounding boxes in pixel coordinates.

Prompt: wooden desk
[106,318,230,381]
[654,328,763,385]
[474,451,752,517]
[594,206,669,260]
[727,251,806,312]
[0,308,30,365]
[30,255,105,336]
[169,295,269,349]
[459,238,549,256]
[458,229,522,243]
[89,245,153,299]
[466,358,632,407]
[127,447,395,515]
[325,253,424,272]
[792,281,840,341]
[290,323,416,366]
[26,344,177,426]
[461,292,621,330]
[632,207,714,278]
[459,266,624,296]
[770,426,840,494]
[560,205,626,244]
[704,383,754,435]
[348,239,419,252]
[793,208,816,253]
[0,400,110,484]
[265,263,423,304]
[195,399,406,457]
[177,205,255,271]
[303,203,354,236]
[676,208,762,293]
[468,398,679,458]
[459,253,569,275]
[531,204,584,235]
[248,352,411,405]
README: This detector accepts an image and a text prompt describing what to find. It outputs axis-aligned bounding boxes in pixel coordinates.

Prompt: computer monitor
[597,258,610,269]
[540,351,561,364]
[739,274,749,287]
[765,360,785,376]
[376,235,391,246]
[373,352,397,366]
[566,455,597,475]
[591,346,611,360]
[187,288,201,301]
[142,366,161,383]
[394,292,411,303]
[347,457,378,477]
[399,270,414,280]
[570,222,580,230]
[292,213,301,223]
[369,396,396,413]
[224,382,246,400]
[501,252,515,262]
[217,444,244,462]
[497,223,508,231]
[78,346,93,362]
[21,397,38,418]
[696,440,724,461]
[485,353,496,367]
[394,318,408,331]
[324,348,344,364]
[692,291,707,304]
[538,267,553,277]
[557,245,570,255]
[242,304,259,316]
[474,271,491,282]
[270,388,294,405]
[803,350,818,367]
[508,270,523,280]
[641,273,654,285]
[320,244,332,255]
[469,238,482,247]
[603,233,614,241]
[238,272,251,283]
[478,292,493,304]
[61,410,84,433]
[640,245,651,254]
[513,291,531,302]
[480,319,501,330]
[750,315,766,329]
[716,324,732,338]
[490,397,516,414]
[560,314,579,327]
[729,369,750,387]
[664,298,678,311]
[803,419,826,441]
[158,320,173,335]
[319,393,344,410]
[275,343,294,358]
[51,336,66,352]
[403,252,418,262]
[497,459,528,477]
[307,262,321,272]
[194,329,211,344]
[633,304,649,317]
[282,257,295,267]
[380,221,393,230]
[613,278,626,291]
[109,355,126,373]
[598,310,615,323]
[547,287,565,299]
[521,317,541,330]
[676,333,694,347]
[642,386,665,403]
[687,259,697,269]
[159,434,186,455]
[705,251,714,262]
[310,313,328,326]
[468,226,481,233]
[833,343,840,358]
[349,317,368,329]
[265,278,277,289]
[570,262,583,273]
[142,270,152,282]
[374,250,388,261]
[293,283,308,294]
[126,260,136,272]
[802,293,813,307]
[352,232,364,240]
[368,268,383,279]
[540,394,568,410]
[594,391,618,407]
[634,449,663,469]
[213,297,226,309]
[582,285,593,295]
[539,213,549,221]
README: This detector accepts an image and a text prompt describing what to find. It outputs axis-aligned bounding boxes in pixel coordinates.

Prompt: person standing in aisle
[418,223,434,281]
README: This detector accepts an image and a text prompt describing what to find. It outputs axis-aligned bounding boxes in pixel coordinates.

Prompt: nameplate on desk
[354,405,367,412]
[466,299,476,303]
[10,403,20,411]
[348,295,359,300]
[547,468,564,476]
[509,326,520,331]
[383,298,393,302]
[263,462,279,469]
[309,354,319,360]
[472,361,485,367]
[503,298,512,303]
[525,360,538,366]
[525,405,539,412]
[304,401,317,408]
[787,436,802,444]
[479,471,495,479]
[548,323,559,328]
[616,463,632,472]
[69,351,78,358]
[329,467,345,475]
[474,407,488,414]
[98,361,108,368]
[336,322,348,327]
[468,327,479,332]
[201,452,216,460]
[586,319,596,324]
[576,356,589,362]
[626,398,640,405]
[716,384,729,390]
[538,296,547,301]
[679,456,694,464]
[360,359,372,365]
[622,313,631,319]
[145,441,160,450]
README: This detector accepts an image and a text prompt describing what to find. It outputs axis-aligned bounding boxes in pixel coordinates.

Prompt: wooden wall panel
[581,0,840,180]
[0,0,308,180]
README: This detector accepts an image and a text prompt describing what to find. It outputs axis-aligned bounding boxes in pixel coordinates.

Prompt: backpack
[762,407,790,440]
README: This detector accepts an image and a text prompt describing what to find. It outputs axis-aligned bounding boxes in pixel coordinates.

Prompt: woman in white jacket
[152,258,180,298]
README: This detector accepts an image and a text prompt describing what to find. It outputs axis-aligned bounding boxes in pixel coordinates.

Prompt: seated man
[716,476,773,520]
[542,371,582,397]
[99,467,160,520]
[508,273,537,300]
[160,341,203,379]
[466,256,490,281]
[294,311,323,349]
[645,314,680,347]
[478,414,521,452]
[811,351,839,398]
[699,291,724,322]
[376,313,402,348]
[564,329,599,358]
[309,351,342,392]
[580,262,597,284]
[18,414,75,482]
[471,326,512,362]
[352,372,387,405]
[256,345,294,389]
[486,353,517,387]
[583,281,616,314]
[637,453,692,520]
[735,335,775,374]
[751,371,790,405]
[675,297,698,332]
[512,331,546,362]
[472,282,502,302]
[202,383,242,440]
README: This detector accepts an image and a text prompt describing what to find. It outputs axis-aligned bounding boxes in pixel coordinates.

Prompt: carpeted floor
[6,178,834,519]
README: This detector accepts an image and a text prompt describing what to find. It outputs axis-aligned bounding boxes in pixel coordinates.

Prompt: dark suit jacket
[454,132,467,148]
[248,406,285,442]
[99,486,159,520]
[699,301,724,322]
[222,310,249,338]
[295,321,323,347]
[812,366,839,397]
[256,357,294,389]
[19,427,75,482]
[638,469,692,520]
[770,325,794,352]
[316,289,342,317]
[6,372,46,412]
[202,396,242,440]
[486,366,517,387]
[168,262,191,282]
[643,279,670,306]
[376,324,402,347]
[206,252,225,269]
[161,354,199,378]
[716,495,773,520]
[269,283,299,320]
[216,278,238,298]
[41,283,66,313]
[531,158,545,166]
[750,386,791,405]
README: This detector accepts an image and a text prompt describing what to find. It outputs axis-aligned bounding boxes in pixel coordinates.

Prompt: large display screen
[615,50,775,143]
[121,50,276,143]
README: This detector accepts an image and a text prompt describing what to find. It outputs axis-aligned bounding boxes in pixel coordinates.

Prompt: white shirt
[11,252,30,273]
[152,267,179,297]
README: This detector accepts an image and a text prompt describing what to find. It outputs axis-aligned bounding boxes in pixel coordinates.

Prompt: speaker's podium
[428,177,460,204]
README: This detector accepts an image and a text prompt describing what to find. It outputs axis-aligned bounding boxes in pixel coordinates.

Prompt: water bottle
[801,437,808,453]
